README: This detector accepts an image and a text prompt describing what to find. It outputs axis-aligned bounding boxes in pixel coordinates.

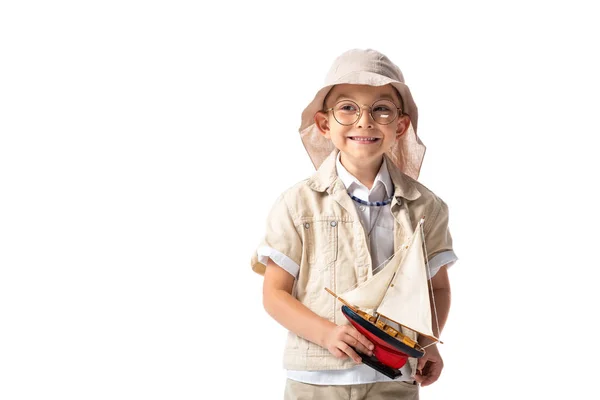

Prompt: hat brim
[298,71,426,179]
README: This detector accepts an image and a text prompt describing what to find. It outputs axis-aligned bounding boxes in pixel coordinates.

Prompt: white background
[1,1,599,399]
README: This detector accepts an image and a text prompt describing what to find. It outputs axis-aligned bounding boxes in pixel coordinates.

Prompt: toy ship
[325,217,440,379]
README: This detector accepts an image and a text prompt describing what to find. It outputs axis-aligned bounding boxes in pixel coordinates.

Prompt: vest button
[330,221,337,227]
[304,223,310,229]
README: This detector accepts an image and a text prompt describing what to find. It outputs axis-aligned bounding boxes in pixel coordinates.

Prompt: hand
[322,324,374,363]
[414,343,443,386]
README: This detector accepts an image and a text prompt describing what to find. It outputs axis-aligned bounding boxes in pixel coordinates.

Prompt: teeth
[351,137,377,141]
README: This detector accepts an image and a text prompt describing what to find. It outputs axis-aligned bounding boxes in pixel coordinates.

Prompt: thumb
[416,355,428,371]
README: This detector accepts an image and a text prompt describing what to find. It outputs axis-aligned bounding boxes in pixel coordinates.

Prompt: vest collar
[306,149,421,201]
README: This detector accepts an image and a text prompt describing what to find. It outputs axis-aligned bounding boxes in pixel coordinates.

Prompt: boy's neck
[339,155,384,190]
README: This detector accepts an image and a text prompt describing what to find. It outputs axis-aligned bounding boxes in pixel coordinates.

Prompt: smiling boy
[251,49,458,400]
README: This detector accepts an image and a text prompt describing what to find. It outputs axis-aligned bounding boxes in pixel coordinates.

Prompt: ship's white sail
[338,219,437,339]
[376,222,436,338]
[341,245,408,310]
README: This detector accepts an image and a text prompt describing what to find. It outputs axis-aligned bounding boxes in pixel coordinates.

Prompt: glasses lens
[371,100,398,125]
[333,100,360,125]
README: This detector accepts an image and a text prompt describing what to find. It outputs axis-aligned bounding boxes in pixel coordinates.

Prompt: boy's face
[314,84,410,167]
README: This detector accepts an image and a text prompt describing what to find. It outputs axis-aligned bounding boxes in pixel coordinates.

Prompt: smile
[348,137,380,142]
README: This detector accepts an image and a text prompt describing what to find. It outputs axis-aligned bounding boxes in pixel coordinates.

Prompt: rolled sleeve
[251,194,303,276]
[427,250,458,278]
[257,246,300,278]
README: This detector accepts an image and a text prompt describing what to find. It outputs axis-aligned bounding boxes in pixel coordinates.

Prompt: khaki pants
[284,378,419,400]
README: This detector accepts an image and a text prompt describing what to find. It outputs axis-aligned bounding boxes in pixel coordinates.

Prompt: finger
[343,326,374,353]
[350,329,374,352]
[421,374,439,387]
[338,342,362,363]
[330,347,346,359]
[416,355,429,371]
[414,361,428,383]
[420,362,443,387]
[343,333,373,356]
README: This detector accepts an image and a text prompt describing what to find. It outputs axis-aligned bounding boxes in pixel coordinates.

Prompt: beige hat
[299,48,426,180]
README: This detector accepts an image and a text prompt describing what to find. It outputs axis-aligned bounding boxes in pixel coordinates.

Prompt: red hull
[347,317,409,369]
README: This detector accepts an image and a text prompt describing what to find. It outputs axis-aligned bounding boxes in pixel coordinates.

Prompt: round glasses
[324,99,402,126]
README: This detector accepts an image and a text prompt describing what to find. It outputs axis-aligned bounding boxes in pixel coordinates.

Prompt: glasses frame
[323,99,403,126]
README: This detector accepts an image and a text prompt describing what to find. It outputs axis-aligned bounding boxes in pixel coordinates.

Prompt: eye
[336,102,358,114]
[372,100,398,120]
[373,105,392,113]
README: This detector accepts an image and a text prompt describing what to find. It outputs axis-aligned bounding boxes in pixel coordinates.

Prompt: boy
[251,49,458,399]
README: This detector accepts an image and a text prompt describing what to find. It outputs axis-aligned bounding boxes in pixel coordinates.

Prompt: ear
[314,111,331,139]
[396,114,411,140]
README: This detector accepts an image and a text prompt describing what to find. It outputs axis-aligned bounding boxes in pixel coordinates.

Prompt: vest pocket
[302,217,338,270]
[301,217,339,319]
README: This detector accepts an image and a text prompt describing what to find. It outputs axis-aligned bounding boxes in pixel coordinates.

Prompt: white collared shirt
[257,154,457,385]
[335,153,395,273]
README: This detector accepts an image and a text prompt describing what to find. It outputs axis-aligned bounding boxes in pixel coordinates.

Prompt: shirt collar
[307,149,422,201]
[335,152,393,199]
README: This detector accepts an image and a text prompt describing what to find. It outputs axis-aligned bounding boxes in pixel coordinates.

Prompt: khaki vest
[251,150,453,375]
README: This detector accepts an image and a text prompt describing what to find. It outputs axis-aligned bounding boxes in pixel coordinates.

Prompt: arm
[414,264,451,386]
[262,258,374,363]
[426,263,452,341]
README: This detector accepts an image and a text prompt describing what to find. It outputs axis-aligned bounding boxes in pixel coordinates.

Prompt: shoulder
[385,156,446,210]
[402,175,449,227]
[276,178,312,202]
[270,178,323,219]
[416,180,446,206]
[402,172,445,205]
[278,178,312,198]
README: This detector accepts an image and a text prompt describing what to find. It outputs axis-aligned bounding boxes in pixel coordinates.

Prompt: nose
[356,105,374,128]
